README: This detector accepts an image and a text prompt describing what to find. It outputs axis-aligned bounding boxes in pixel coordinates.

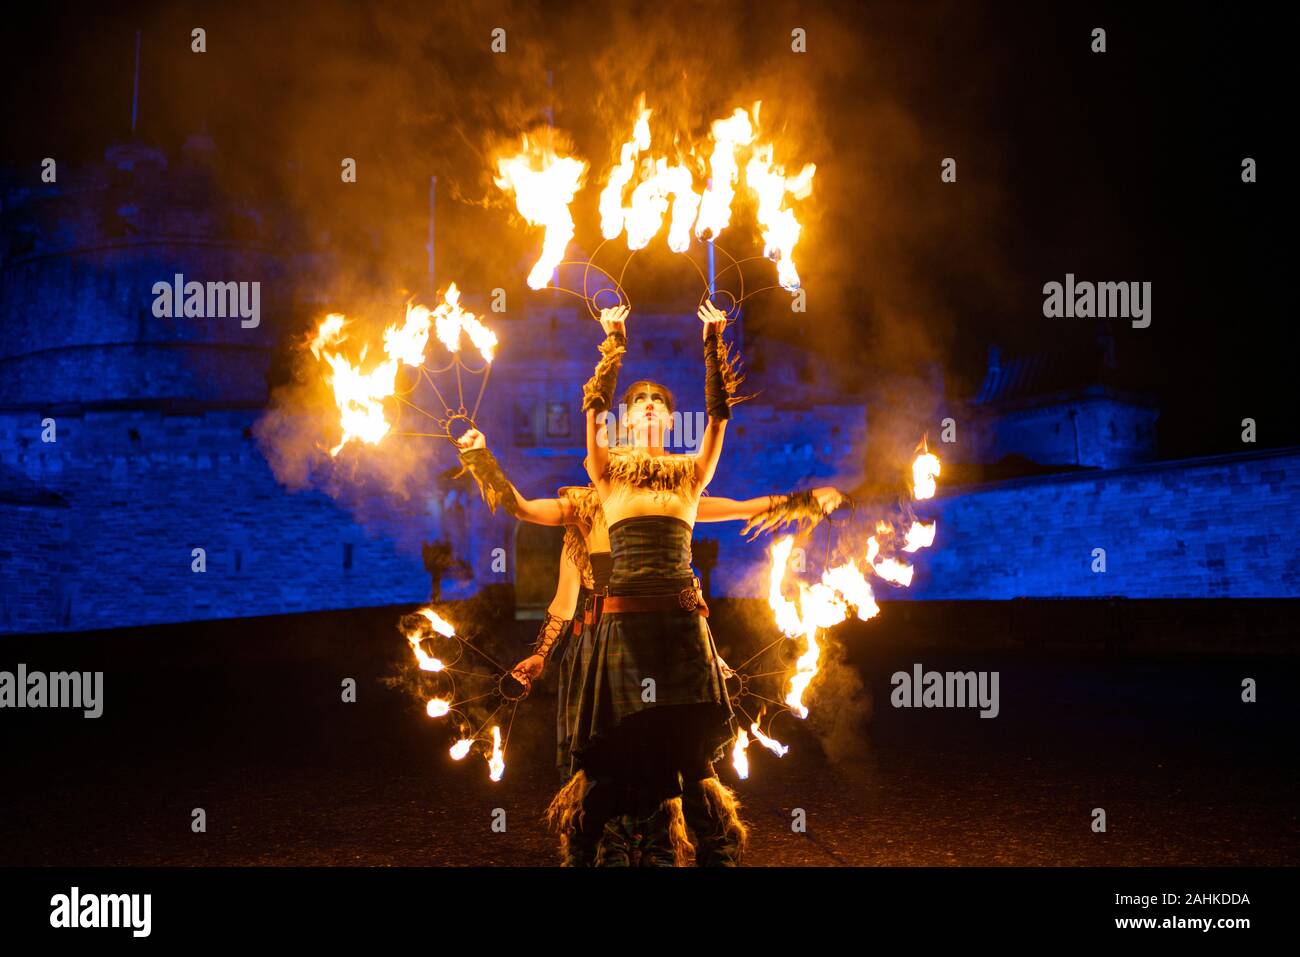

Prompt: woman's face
[625,384,673,445]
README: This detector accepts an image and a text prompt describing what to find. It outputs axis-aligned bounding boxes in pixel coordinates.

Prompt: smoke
[805,638,874,764]
[252,303,459,554]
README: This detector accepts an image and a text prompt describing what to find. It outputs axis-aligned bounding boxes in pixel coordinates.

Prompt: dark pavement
[1,602,1296,866]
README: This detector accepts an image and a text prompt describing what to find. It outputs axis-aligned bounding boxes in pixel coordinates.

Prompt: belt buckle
[677,586,699,611]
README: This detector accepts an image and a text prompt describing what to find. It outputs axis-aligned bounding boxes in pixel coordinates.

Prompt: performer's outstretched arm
[697,487,846,523]
[510,541,584,685]
[455,428,574,526]
[583,305,628,496]
[694,301,735,491]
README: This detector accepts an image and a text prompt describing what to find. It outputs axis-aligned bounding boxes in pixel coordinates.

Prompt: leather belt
[602,584,709,618]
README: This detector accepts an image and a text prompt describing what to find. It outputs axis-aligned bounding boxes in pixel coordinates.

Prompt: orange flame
[429,282,497,363]
[418,608,458,638]
[495,133,587,289]
[425,698,451,718]
[599,99,652,240]
[745,142,816,291]
[311,286,493,456]
[731,728,751,779]
[488,725,505,782]
[903,520,937,553]
[449,739,472,761]
[751,722,789,758]
[696,107,756,240]
[912,451,941,500]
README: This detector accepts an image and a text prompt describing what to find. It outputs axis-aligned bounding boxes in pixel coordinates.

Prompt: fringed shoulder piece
[604,446,699,497]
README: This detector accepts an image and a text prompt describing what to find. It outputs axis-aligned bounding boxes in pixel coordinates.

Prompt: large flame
[429,283,497,362]
[599,100,652,240]
[758,442,942,770]
[594,97,814,273]
[495,134,588,289]
[696,107,756,240]
[310,286,493,456]
[903,520,937,553]
[745,142,816,291]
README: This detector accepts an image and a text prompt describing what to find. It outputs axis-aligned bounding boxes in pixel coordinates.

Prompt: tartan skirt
[569,603,736,785]
[554,585,594,779]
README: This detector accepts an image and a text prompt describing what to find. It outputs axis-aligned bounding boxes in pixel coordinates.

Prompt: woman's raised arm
[694,300,734,490]
[582,305,628,496]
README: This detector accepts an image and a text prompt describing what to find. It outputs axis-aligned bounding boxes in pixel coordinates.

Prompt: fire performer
[559,300,744,865]
[456,427,843,864]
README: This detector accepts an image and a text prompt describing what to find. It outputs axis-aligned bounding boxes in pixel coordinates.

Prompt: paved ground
[2,655,1295,866]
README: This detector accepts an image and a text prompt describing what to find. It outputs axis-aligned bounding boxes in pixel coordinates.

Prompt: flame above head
[449,739,472,761]
[425,698,452,718]
[746,143,816,291]
[431,282,497,363]
[599,100,653,240]
[488,726,505,782]
[622,158,700,253]
[696,106,756,241]
[912,451,941,500]
[495,133,588,290]
[731,729,751,779]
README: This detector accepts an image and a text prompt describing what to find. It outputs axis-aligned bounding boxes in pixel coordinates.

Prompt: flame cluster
[405,607,505,782]
[309,283,496,456]
[736,446,941,776]
[494,133,589,290]
[495,98,815,292]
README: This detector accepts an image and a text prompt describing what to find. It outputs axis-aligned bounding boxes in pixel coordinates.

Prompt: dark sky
[2,0,1289,457]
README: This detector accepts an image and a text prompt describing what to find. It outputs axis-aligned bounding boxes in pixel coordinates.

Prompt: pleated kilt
[569,604,737,784]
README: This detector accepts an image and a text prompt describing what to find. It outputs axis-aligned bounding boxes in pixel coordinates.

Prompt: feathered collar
[603,446,698,495]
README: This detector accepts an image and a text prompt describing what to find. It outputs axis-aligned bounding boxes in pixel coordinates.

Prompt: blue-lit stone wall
[902,448,1300,600]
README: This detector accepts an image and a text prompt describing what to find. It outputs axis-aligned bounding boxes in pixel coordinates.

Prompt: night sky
[2,0,1288,458]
